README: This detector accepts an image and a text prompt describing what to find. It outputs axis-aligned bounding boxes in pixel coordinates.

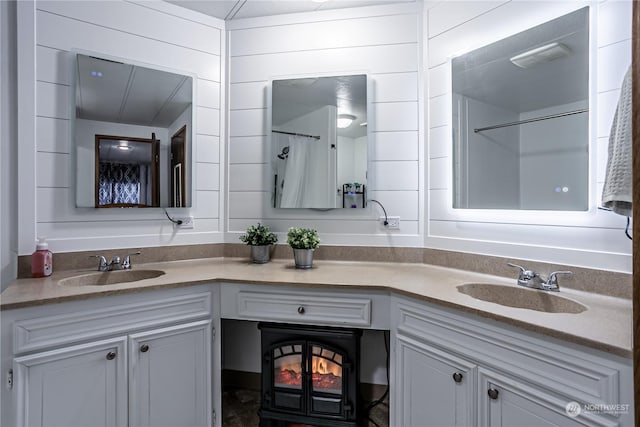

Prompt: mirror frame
[441,5,598,226]
[267,72,371,211]
[450,6,590,212]
[71,49,197,210]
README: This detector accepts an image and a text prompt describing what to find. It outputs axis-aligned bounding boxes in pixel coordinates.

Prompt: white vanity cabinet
[128,321,211,427]
[391,296,634,427]
[395,334,476,426]
[1,285,217,427]
[13,337,128,427]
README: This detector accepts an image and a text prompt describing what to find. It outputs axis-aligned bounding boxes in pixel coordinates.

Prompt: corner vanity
[0,258,633,427]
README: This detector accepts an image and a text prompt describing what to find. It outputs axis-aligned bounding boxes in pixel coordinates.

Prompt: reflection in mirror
[271,74,368,209]
[74,53,193,208]
[95,134,159,207]
[452,7,589,211]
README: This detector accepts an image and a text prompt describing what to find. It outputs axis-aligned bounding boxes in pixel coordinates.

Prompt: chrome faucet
[507,263,572,292]
[90,252,141,271]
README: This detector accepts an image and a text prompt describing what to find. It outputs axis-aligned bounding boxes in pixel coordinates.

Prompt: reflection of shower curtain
[280,135,329,208]
[280,136,308,207]
[98,163,140,205]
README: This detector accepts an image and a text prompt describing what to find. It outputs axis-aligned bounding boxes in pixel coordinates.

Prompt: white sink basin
[59,269,165,287]
[457,283,587,314]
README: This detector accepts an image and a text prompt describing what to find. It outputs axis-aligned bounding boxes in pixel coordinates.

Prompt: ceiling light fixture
[509,42,572,69]
[337,114,356,129]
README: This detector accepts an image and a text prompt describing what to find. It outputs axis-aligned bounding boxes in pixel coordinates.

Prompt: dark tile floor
[222,389,389,427]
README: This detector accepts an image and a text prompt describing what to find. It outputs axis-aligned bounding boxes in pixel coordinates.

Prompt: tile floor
[222,389,389,427]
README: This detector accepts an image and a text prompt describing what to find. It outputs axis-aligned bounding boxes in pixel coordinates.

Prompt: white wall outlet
[380,216,400,230]
[174,216,194,229]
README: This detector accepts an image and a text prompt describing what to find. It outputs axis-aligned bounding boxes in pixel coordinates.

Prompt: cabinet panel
[395,334,476,427]
[14,292,212,354]
[14,337,127,427]
[129,320,212,427]
[478,367,618,427]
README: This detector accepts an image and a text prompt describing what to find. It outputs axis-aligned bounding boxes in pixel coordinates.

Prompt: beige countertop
[0,257,632,358]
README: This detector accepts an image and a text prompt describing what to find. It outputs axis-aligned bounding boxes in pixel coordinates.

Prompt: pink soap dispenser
[31,237,53,278]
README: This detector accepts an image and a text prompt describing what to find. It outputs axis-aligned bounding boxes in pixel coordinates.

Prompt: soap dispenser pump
[31,237,53,278]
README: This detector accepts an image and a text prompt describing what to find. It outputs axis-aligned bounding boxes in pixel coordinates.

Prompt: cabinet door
[395,334,476,427]
[13,337,127,427]
[478,368,617,427]
[129,320,212,427]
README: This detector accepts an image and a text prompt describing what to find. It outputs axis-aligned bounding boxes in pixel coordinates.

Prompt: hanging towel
[602,66,633,217]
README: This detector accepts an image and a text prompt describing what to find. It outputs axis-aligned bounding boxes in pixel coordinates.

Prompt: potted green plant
[239,223,278,263]
[286,227,320,269]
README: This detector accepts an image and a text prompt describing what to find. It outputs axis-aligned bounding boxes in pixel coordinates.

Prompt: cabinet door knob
[140,344,149,353]
[106,351,116,360]
[487,388,499,400]
[297,306,305,314]
[452,372,463,383]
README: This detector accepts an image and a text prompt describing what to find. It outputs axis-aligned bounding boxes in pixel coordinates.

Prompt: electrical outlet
[174,216,194,229]
[380,216,400,230]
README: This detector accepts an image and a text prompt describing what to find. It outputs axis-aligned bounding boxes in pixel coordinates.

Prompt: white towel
[602,66,633,217]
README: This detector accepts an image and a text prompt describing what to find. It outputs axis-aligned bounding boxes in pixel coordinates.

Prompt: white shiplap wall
[18,0,225,254]
[425,0,633,273]
[227,3,424,247]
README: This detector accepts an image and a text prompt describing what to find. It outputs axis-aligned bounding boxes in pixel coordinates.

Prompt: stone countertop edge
[0,257,632,358]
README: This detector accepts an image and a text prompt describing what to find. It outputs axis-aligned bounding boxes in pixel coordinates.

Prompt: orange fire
[275,357,343,391]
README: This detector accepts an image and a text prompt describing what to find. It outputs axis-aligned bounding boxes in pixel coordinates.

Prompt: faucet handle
[507,263,526,273]
[122,251,141,270]
[507,262,535,278]
[89,255,109,271]
[547,271,573,286]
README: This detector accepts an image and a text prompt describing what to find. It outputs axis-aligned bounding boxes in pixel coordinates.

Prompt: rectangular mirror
[452,7,589,211]
[74,53,193,208]
[271,74,368,209]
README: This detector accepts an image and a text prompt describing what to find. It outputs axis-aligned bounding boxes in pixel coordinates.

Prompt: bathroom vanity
[0,258,633,427]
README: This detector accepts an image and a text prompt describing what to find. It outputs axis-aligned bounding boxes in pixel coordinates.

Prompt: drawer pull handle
[487,388,499,400]
[106,351,116,361]
[140,344,149,353]
[452,372,463,383]
[297,306,305,314]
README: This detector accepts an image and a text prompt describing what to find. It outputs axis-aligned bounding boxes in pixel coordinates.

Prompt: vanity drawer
[229,288,372,327]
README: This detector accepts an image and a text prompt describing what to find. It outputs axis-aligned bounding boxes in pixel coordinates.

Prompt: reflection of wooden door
[94,133,160,208]
[170,126,187,208]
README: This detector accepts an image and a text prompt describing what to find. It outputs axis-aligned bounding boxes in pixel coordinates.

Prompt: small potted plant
[240,223,278,264]
[286,227,320,269]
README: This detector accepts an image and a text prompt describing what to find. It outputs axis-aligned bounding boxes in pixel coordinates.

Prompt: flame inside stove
[273,348,343,393]
[311,356,342,393]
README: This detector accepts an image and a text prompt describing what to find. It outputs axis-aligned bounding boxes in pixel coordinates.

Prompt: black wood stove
[258,323,362,427]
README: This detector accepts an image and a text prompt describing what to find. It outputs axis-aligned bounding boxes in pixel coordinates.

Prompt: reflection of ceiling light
[360,122,367,127]
[118,141,131,151]
[337,114,356,128]
[90,70,103,77]
[509,42,572,69]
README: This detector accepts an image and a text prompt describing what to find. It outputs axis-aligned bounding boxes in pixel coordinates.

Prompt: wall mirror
[271,74,368,209]
[74,53,193,208]
[452,7,589,211]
